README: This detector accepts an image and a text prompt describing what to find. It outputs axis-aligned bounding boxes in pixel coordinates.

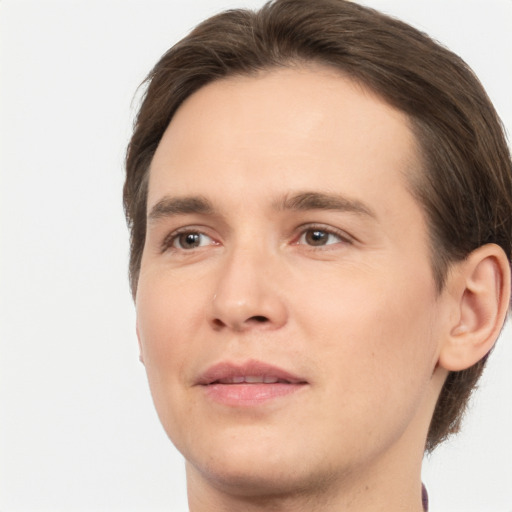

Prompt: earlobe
[439,244,511,372]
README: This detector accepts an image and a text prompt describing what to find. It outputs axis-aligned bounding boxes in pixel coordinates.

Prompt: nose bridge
[210,237,287,331]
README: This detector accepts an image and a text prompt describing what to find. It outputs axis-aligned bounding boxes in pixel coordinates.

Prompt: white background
[0,0,511,510]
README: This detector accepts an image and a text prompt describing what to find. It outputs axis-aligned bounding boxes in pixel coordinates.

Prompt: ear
[136,323,145,365]
[438,244,511,372]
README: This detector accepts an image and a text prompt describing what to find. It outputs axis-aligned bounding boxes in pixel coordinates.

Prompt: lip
[196,359,308,407]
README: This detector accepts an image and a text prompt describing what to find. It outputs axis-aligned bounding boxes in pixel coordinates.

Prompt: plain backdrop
[0,0,511,511]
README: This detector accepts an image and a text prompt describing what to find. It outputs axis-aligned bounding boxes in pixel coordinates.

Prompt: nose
[209,247,288,332]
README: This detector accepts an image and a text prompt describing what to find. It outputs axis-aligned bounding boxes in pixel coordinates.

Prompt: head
[124,0,511,462]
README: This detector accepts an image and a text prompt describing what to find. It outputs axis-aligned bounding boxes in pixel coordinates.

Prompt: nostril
[212,318,225,329]
[249,315,269,323]
[211,314,273,331]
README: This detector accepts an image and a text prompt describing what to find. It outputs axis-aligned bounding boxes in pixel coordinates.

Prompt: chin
[187,455,322,500]
[182,427,338,501]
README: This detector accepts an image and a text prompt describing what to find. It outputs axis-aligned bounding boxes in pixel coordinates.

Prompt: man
[124,1,512,510]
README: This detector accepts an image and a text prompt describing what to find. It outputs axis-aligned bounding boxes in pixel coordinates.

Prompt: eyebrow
[147,191,376,222]
[148,195,214,222]
[275,191,376,218]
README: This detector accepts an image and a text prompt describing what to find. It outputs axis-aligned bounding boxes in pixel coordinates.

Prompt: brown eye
[173,232,212,249]
[299,228,343,247]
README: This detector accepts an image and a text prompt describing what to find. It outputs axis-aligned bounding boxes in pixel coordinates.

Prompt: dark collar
[422,483,429,511]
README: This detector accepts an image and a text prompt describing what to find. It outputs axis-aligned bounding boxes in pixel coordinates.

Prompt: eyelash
[160,224,353,253]
[161,227,216,252]
[294,224,353,248]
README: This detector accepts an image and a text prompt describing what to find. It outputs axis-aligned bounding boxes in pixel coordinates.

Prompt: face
[136,67,448,499]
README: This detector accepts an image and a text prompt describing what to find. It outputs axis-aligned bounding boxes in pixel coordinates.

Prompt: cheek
[294,264,439,400]
[135,273,204,436]
[136,270,206,359]
[291,271,440,458]
[135,271,205,422]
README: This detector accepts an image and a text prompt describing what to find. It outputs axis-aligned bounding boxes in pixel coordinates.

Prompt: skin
[135,66,506,511]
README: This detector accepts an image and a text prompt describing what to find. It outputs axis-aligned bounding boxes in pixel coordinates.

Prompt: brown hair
[124,0,512,451]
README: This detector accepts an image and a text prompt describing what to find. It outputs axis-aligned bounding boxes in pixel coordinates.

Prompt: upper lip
[196,359,307,385]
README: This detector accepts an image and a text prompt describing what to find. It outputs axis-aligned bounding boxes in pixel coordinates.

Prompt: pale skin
[135,66,510,511]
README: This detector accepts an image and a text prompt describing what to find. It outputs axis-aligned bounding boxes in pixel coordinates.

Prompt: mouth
[196,360,308,406]
[210,375,298,384]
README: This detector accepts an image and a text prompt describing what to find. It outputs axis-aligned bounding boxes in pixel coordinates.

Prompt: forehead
[148,65,422,214]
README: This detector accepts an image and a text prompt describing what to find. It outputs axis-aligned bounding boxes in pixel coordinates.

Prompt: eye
[168,231,215,250]
[297,228,345,247]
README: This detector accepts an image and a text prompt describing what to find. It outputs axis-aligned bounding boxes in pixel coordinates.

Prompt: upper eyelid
[174,231,213,248]
[294,223,355,243]
[297,228,343,242]
[160,226,217,252]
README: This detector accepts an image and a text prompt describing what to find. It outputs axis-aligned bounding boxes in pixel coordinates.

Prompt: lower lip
[202,382,305,406]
